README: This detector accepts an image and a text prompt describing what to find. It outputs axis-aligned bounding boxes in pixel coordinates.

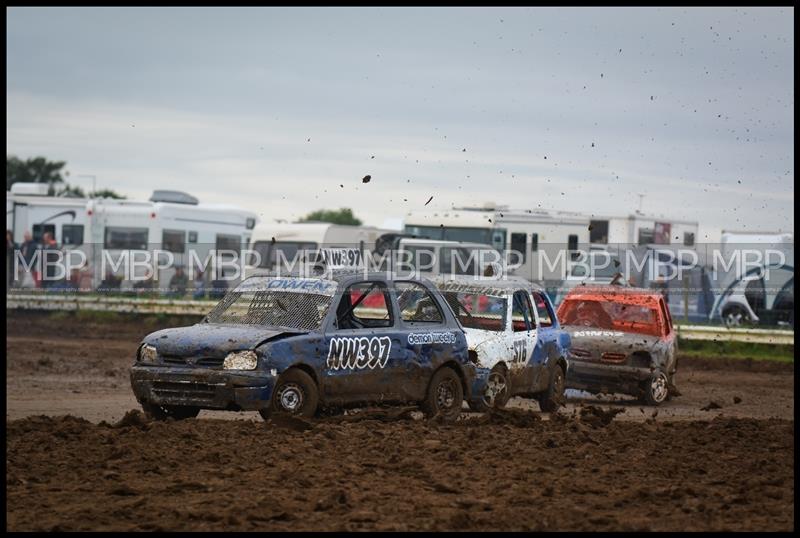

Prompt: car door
[322,279,401,404]
[508,290,538,393]
[389,280,456,401]
[529,290,558,391]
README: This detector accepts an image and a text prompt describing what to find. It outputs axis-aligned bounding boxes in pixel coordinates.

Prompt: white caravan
[7,185,258,289]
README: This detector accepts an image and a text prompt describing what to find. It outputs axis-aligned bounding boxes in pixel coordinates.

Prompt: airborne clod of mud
[6,412,794,532]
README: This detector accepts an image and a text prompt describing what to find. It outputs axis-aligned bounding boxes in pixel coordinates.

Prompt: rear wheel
[421,367,463,422]
[538,364,566,413]
[141,402,200,421]
[260,368,318,420]
[468,366,510,413]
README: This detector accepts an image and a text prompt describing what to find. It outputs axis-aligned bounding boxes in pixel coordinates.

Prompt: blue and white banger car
[433,276,571,412]
[130,270,490,422]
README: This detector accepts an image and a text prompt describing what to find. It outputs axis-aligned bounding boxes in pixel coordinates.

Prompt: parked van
[246,222,392,276]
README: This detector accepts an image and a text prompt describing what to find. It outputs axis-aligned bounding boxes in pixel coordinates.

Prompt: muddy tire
[538,363,566,413]
[421,367,463,422]
[141,402,200,421]
[641,368,670,406]
[468,366,510,413]
[261,368,318,420]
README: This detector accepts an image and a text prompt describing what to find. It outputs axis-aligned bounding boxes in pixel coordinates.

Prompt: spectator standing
[19,231,40,288]
[40,232,62,289]
[6,230,16,290]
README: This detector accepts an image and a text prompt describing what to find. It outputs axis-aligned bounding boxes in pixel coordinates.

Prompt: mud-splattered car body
[130,270,485,419]
[433,276,571,411]
[556,286,678,405]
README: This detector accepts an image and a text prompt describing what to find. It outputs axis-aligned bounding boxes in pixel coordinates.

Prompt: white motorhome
[246,221,392,276]
[597,214,699,250]
[403,205,589,282]
[7,185,258,289]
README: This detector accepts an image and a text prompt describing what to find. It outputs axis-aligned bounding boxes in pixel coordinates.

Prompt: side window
[512,291,535,332]
[396,281,444,323]
[104,227,148,249]
[567,235,579,260]
[336,281,393,330]
[62,224,84,246]
[532,292,554,328]
[511,233,527,264]
[531,233,539,253]
[684,232,695,247]
[32,224,56,243]
[567,234,579,251]
[162,230,186,253]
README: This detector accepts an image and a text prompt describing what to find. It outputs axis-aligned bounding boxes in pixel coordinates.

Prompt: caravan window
[510,233,527,264]
[162,230,186,253]
[104,227,148,250]
[684,232,695,247]
[62,224,84,246]
[589,220,609,244]
[216,234,241,252]
[216,234,241,266]
[32,224,56,243]
[531,233,539,252]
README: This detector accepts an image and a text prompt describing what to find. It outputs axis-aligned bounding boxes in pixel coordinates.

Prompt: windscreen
[559,299,661,336]
[205,277,335,330]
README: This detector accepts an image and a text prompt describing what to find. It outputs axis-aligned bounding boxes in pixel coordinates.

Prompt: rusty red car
[556,285,678,406]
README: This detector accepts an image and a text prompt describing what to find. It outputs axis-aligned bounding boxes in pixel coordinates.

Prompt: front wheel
[723,306,751,328]
[260,368,319,420]
[421,368,464,422]
[538,364,566,413]
[641,368,669,406]
[141,402,200,421]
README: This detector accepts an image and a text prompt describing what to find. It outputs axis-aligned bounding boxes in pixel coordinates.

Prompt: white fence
[5,293,794,345]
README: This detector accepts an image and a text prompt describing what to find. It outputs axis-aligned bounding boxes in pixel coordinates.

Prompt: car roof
[431,275,545,296]
[239,269,437,287]
[560,285,664,307]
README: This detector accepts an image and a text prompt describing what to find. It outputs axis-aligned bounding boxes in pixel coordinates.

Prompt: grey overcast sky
[6,7,794,238]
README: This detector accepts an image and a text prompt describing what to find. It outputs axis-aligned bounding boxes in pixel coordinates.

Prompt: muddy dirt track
[5,311,796,531]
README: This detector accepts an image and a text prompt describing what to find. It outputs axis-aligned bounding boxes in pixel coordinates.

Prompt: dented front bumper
[130,365,276,411]
[565,359,651,395]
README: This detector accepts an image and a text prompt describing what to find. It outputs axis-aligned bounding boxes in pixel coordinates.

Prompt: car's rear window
[442,291,507,332]
[559,299,661,337]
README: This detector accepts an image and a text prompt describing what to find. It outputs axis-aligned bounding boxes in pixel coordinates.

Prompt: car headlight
[223,350,258,370]
[139,344,158,363]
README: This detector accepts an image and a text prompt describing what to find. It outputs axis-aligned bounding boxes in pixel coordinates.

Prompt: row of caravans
[246,213,793,327]
[7,183,258,289]
[401,204,700,282]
